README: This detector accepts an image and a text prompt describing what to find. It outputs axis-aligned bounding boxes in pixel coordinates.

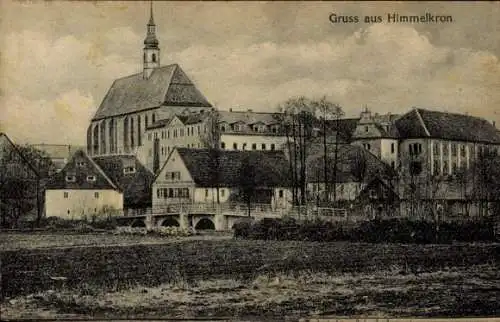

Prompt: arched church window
[143,52,146,62]
[152,113,156,124]
[152,53,157,63]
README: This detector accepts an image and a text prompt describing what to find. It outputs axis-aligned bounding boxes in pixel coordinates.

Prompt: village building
[0,133,41,226]
[152,147,292,212]
[93,155,155,216]
[45,150,123,220]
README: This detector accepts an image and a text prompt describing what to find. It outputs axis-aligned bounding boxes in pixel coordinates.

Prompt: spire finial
[149,0,155,25]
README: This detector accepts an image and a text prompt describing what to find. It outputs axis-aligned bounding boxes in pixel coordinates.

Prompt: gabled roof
[93,155,154,207]
[395,108,500,144]
[45,149,118,190]
[92,64,212,120]
[170,148,291,188]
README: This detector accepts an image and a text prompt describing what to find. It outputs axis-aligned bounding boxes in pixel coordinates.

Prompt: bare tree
[238,154,258,217]
[0,144,53,227]
[200,109,222,204]
[313,97,344,205]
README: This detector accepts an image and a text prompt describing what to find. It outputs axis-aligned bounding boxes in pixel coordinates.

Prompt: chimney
[229,108,233,112]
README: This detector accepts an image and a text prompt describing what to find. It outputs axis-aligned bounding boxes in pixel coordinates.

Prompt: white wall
[220,134,287,151]
[45,189,123,220]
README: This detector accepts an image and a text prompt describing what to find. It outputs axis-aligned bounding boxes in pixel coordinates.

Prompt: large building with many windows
[86,5,212,161]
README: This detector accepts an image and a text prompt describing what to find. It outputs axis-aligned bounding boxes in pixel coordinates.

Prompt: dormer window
[86,175,96,182]
[123,167,136,174]
[77,161,86,167]
[65,175,76,183]
[221,125,226,132]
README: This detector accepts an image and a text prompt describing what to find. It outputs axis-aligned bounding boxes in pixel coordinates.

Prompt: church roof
[92,64,212,121]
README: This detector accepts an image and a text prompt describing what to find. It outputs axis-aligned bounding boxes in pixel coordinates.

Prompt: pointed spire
[148,0,155,26]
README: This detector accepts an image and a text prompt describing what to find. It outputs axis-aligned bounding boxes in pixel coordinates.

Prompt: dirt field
[1,233,498,320]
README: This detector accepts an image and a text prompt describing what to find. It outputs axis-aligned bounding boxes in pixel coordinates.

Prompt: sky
[0,1,499,145]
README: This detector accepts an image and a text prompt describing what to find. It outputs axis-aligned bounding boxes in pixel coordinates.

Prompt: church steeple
[143,1,160,79]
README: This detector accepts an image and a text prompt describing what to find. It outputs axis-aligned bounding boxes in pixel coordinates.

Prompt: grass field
[1,232,499,320]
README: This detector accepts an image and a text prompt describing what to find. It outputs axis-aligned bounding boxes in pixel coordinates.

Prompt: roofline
[352,136,399,140]
[413,108,431,137]
[153,147,178,182]
[91,105,161,122]
[64,149,120,191]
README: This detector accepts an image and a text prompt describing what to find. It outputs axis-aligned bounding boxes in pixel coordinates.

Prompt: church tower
[143,1,160,79]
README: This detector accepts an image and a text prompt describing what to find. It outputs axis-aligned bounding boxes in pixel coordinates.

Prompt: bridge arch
[131,219,146,227]
[194,217,215,230]
[158,217,180,227]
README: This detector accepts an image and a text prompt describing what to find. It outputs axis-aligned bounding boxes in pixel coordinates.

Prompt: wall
[220,134,288,151]
[45,189,123,220]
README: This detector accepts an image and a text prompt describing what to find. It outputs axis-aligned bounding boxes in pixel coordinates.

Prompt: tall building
[86,3,212,160]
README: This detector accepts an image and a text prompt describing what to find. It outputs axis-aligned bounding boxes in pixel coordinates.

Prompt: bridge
[114,203,349,231]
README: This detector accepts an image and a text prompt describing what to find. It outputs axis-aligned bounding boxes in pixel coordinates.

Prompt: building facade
[86,5,212,162]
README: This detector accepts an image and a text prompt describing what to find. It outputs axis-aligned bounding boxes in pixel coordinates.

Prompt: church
[86,3,213,165]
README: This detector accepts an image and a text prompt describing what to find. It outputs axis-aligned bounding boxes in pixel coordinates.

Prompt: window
[451,143,457,156]
[271,144,276,151]
[165,171,181,180]
[148,133,152,141]
[363,143,371,150]
[365,126,369,132]
[205,189,209,197]
[161,147,164,155]
[152,53,157,63]
[443,144,449,156]
[77,161,86,167]
[242,143,247,150]
[272,127,277,133]
[221,142,226,149]
[167,130,170,139]
[252,143,257,150]
[369,189,377,199]
[187,127,190,136]
[220,189,225,197]
[278,190,284,198]
[409,143,422,156]
[262,144,266,150]
[221,125,226,132]
[157,188,161,198]
[452,162,457,174]
[86,175,96,182]
[65,175,76,183]
[161,131,165,139]
[180,129,184,137]
[233,143,238,150]
[63,192,69,199]
[391,143,395,154]
[123,167,136,174]
[173,129,177,138]
[94,192,99,199]
[163,188,168,199]
[168,188,174,198]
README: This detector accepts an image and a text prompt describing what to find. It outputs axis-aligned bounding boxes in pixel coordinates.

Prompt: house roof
[395,108,500,144]
[93,155,154,207]
[45,149,118,190]
[92,64,212,120]
[171,148,291,188]
[219,110,280,126]
[307,144,396,184]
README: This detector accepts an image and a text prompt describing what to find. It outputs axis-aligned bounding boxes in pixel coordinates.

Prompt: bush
[234,217,497,244]
[111,226,193,237]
